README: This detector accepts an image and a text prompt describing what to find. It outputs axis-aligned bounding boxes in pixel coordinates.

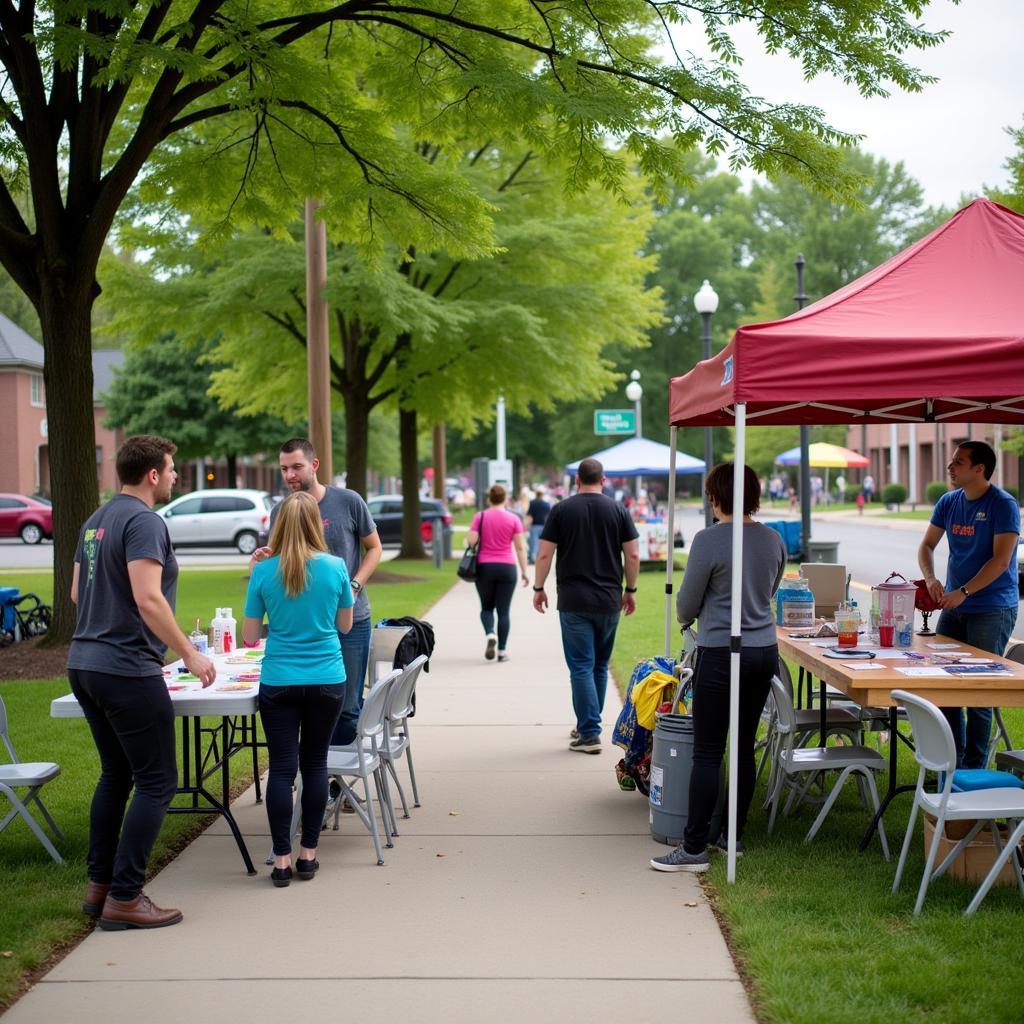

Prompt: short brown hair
[487,484,507,506]
[577,458,603,485]
[116,435,176,486]
[280,438,317,461]
[705,463,761,517]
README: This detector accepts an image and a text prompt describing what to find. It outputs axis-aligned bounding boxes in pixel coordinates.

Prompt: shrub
[882,482,908,510]
[1005,485,1019,501]
[924,480,948,505]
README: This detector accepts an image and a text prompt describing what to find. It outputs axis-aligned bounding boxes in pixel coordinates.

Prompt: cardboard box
[923,815,1020,887]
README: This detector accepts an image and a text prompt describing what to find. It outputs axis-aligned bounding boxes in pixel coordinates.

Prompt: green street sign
[594,409,636,435]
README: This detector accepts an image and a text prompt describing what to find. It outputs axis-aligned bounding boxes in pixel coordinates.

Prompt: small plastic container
[834,607,860,648]
[895,613,913,648]
[776,575,815,629]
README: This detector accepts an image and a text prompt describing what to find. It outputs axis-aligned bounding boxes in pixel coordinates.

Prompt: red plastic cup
[878,623,895,648]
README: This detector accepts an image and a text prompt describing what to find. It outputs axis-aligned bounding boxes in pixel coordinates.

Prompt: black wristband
[533,586,545,592]
[624,586,637,593]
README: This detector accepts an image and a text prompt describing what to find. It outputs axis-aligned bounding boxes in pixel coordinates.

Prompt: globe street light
[694,279,719,527]
[625,370,644,501]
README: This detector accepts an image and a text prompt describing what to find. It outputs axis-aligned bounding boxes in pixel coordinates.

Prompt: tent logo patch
[720,356,734,387]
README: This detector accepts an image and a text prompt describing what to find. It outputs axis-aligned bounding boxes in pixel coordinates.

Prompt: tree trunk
[39,283,100,645]
[343,388,371,497]
[226,453,238,487]
[397,405,425,559]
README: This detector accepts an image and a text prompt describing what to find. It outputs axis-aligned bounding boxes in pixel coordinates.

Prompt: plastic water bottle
[211,608,226,655]
[222,608,237,653]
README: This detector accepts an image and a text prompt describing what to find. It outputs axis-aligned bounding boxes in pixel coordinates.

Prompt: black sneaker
[650,845,710,873]
[485,634,497,660]
[295,857,319,880]
[271,866,292,888]
[569,735,601,754]
[711,835,745,857]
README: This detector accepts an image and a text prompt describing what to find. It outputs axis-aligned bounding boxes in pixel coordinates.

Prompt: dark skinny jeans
[682,645,776,854]
[474,562,518,649]
[259,683,345,855]
[69,669,178,901]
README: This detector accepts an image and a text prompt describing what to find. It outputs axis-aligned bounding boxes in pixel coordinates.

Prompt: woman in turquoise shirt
[243,491,354,887]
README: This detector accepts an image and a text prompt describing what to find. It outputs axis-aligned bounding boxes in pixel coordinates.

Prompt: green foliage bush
[924,480,948,504]
[882,482,908,507]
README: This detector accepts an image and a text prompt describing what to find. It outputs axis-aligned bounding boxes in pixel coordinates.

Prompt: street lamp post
[625,370,644,499]
[694,279,719,527]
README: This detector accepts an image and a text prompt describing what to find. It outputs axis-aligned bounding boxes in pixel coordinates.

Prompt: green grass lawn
[611,570,1024,1024]
[0,558,457,1009]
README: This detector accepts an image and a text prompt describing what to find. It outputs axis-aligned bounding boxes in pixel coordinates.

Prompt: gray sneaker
[711,835,745,857]
[568,735,601,754]
[485,634,497,661]
[650,844,710,872]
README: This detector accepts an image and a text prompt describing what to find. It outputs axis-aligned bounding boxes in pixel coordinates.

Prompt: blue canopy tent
[566,436,705,476]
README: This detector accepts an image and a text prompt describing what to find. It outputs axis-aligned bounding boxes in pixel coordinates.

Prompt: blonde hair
[267,491,327,597]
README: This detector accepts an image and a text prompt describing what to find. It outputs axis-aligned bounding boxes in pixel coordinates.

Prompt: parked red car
[0,493,53,544]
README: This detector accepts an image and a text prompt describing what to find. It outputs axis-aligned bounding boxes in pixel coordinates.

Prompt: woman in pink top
[466,484,529,662]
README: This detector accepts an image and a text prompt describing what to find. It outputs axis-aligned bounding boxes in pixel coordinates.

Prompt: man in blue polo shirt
[919,440,1020,768]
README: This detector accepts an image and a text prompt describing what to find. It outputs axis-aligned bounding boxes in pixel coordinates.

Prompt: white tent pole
[727,404,747,883]
[665,428,679,658]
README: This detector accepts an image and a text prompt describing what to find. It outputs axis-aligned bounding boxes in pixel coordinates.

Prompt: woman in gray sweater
[651,463,786,873]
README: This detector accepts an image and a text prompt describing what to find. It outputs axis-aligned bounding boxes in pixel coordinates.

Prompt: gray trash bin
[805,539,840,563]
[649,713,724,845]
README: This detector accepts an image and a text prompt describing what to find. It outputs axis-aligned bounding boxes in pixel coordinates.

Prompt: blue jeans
[331,617,372,746]
[559,611,620,739]
[935,606,1017,769]
[528,525,544,563]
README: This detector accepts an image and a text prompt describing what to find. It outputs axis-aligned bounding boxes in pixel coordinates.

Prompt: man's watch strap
[959,584,970,597]
[624,586,638,593]
[532,586,545,592]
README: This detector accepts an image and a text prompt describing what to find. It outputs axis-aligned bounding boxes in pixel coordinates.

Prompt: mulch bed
[0,637,70,681]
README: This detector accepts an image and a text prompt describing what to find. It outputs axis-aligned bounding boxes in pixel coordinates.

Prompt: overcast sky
[686,0,1023,209]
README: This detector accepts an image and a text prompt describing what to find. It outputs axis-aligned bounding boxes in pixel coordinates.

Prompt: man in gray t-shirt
[254,438,382,746]
[68,435,214,931]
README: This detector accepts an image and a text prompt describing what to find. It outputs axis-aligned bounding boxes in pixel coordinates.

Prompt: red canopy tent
[669,198,1024,428]
[662,197,1024,881]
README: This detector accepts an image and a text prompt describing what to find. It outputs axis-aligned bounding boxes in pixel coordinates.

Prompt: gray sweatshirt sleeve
[676,532,712,625]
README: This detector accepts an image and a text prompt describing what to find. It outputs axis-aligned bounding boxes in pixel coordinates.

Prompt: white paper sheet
[895,667,951,677]
[925,643,963,650]
[841,662,883,670]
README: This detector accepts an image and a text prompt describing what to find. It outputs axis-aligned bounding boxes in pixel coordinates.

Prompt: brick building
[0,313,124,497]
[845,422,1023,503]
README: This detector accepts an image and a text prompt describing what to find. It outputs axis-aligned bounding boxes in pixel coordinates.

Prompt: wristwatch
[959,584,970,598]
[532,586,545,592]
[624,586,638,593]
[351,579,363,594]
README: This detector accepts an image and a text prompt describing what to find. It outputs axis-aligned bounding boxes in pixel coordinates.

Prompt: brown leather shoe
[82,880,110,918]
[98,892,183,931]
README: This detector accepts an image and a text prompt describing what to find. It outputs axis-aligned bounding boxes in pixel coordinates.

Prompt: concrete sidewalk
[8,582,755,1024]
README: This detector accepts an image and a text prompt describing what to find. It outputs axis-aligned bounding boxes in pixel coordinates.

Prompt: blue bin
[763,521,802,558]
[0,587,20,634]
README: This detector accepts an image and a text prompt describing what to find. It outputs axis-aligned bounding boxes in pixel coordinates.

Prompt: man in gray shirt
[254,438,382,746]
[69,435,215,930]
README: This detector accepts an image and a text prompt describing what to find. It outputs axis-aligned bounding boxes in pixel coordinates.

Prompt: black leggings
[475,562,517,649]
[683,645,776,853]
[259,683,345,855]
[69,669,178,901]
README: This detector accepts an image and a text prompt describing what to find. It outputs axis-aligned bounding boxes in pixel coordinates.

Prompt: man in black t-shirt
[524,486,551,565]
[533,458,640,754]
[69,435,215,931]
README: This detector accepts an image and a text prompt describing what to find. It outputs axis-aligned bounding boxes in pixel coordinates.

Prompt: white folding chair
[766,677,890,858]
[891,689,1024,916]
[988,639,1023,770]
[380,654,428,813]
[0,693,64,863]
[325,670,402,865]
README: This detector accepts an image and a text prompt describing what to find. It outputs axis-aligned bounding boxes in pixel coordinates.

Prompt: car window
[262,495,272,510]
[367,500,384,516]
[0,497,27,509]
[202,496,255,514]
[167,497,204,516]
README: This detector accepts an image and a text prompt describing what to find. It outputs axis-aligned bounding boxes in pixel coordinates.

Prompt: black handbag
[457,509,484,581]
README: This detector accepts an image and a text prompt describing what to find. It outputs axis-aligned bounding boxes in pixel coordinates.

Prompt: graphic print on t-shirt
[83,527,106,582]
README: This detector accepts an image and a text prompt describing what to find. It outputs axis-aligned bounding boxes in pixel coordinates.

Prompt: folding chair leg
[386,759,411,819]
[914,810,949,916]
[0,785,63,864]
[805,765,859,844]
[965,817,1024,916]
[27,795,65,841]
[861,770,889,861]
[362,773,387,862]
[892,795,920,893]
[766,765,787,835]
[375,766,398,840]
[405,739,421,808]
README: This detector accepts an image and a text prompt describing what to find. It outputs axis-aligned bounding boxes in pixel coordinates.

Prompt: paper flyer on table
[841,662,883,670]
[895,667,950,677]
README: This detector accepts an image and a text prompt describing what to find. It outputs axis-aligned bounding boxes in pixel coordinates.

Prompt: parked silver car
[160,488,271,554]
